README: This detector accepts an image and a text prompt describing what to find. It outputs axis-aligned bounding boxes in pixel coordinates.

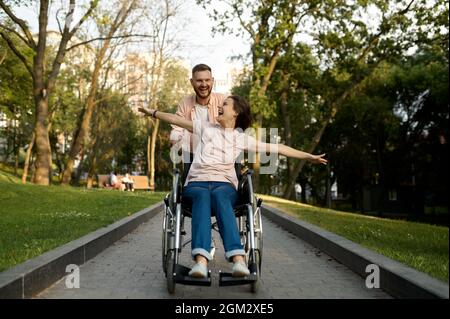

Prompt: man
[170,64,226,181]
[169,64,225,261]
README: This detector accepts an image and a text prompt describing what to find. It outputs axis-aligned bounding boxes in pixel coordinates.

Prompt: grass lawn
[0,169,165,272]
[259,195,449,283]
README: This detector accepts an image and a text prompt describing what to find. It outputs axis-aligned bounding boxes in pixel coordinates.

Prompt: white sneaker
[232,261,250,277]
[188,262,208,278]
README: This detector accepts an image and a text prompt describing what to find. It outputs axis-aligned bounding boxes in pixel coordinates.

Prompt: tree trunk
[252,115,263,192]
[279,80,293,195]
[147,132,151,184]
[30,155,36,183]
[33,95,52,185]
[86,154,97,189]
[61,1,135,185]
[283,115,330,199]
[86,131,100,189]
[22,132,35,183]
[61,50,110,185]
[149,119,159,191]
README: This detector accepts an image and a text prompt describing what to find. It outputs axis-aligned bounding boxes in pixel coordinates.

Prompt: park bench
[97,174,151,191]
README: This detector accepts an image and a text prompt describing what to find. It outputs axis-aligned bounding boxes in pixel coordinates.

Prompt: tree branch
[231,2,254,38]
[47,0,99,92]
[356,0,416,64]
[66,34,155,51]
[0,23,33,49]
[0,30,34,80]
[0,0,36,49]
[68,0,99,38]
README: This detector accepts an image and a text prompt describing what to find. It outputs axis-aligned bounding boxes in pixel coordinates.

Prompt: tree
[84,89,142,188]
[144,0,183,191]
[0,32,34,174]
[197,0,322,190]
[320,47,448,216]
[0,0,99,185]
[281,0,449,199]
[221,0,447,202]
[61,0,139,185]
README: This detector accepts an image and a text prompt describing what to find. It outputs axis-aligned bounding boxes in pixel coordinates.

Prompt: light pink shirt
[185,121,266,189]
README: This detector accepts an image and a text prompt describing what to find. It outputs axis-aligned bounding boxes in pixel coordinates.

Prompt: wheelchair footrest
[218,271,258,287]
[174,264,212,286]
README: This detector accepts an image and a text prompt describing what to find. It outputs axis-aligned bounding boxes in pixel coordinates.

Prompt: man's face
[190,70,213,99]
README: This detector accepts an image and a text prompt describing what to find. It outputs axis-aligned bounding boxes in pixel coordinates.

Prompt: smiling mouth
[218,110,224,115]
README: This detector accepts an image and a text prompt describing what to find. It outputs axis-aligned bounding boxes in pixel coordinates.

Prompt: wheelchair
[161,163,263,294]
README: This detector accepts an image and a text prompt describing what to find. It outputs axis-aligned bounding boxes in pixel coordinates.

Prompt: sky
[10,0,249,85]
[174,0,249,79]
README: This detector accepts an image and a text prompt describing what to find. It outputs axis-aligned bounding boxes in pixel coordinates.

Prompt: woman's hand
[138,107,154,116]
[308,153,328,165]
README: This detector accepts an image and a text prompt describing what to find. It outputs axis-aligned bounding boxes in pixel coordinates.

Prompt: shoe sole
[232,271,250,277]
[189,272,207,278]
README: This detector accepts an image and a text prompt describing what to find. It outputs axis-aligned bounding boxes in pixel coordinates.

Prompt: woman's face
[217,97,238,127]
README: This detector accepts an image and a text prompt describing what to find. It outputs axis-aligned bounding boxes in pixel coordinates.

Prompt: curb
[261,204,449,299]
[0,201,164,299]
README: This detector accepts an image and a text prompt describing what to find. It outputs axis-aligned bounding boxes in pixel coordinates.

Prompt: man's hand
[308,153,328,165]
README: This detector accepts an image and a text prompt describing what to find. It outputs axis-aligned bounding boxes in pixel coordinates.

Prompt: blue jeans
[182,182,245,262]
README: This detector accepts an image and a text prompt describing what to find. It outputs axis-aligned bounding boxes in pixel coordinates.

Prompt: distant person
[295,183,302,201]
[122,173,135,192]
[110,172,124,191]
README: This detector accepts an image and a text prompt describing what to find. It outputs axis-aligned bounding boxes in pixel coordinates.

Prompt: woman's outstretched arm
[278,144,327,165]
[138,107,193,132]
[246,138,327,165]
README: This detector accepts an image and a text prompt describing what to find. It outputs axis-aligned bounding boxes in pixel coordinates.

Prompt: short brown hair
[229,95,252,131]
[192,64,211,76]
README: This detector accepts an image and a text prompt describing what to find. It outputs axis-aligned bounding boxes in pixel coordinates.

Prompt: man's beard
[194,86,212,99]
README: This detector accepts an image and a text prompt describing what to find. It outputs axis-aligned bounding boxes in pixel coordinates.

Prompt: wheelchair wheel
[254,201,263,263]
[166,249,176,294]
[250,250,261,293]
[161,207,170,272]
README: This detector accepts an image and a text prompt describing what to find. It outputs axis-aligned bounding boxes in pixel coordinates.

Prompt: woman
[138,96,327,278]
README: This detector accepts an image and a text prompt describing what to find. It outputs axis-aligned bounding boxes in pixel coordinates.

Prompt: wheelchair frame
[161,168,263,294]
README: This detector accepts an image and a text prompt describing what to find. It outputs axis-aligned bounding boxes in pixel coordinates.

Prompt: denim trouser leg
[182,182,213,261]
[210,183,245,261]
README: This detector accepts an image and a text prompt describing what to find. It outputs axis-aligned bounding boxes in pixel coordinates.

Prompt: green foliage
[321,48,448,215]
[226,0,448,205]
[157,61,192,111]
[0,34,34,162]
[87,89,142,174]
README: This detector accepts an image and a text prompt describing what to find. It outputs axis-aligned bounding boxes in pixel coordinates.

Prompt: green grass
[259,195,449,283]
[0,169,165,272]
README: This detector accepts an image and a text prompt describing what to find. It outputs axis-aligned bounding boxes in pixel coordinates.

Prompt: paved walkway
[36,212,390,299]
